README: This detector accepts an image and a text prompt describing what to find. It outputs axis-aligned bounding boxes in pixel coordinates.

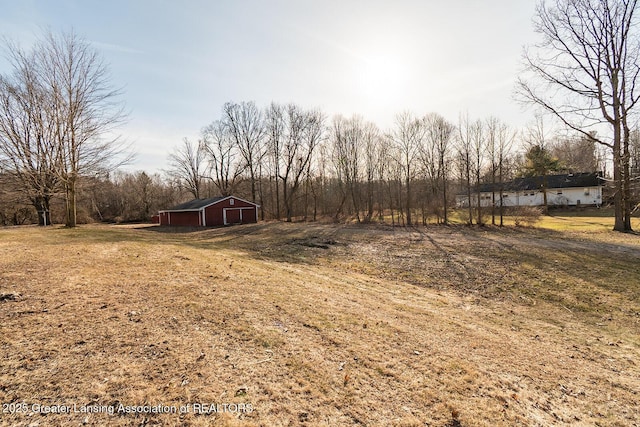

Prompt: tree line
[166,101,616,227]
[2,96,621,227]
[2,0,640,231]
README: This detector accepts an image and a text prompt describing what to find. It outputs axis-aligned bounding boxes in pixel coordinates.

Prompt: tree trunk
[351,182,361,223]
[466,170,473,225]
[622,130,633,231]
[334,191,347,223]
[542,174,548,215]
[258,163,265,221]
[313,184,318,222]
[303,174,309,222]
[491,169,496,225]
[613,146,625,231]
[284,184,292,222]
[405,176,412,226]
[65,178,77,228]
[499,162,504,227]
[476,186,482,225]
[250,168,256,203]
[34,196,52,226]
[442,168,448,225]
[275,176,280,220]
[387,181,395,227]
[366,180,374,223]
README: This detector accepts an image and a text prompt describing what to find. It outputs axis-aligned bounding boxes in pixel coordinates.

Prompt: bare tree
[632,128,640,172]
[457,113,474,224]
[278,104,323,222]
[88,170,181,222]
[550,133,599,172]
[329,117,350,221]
[265,103,285,219]
[390,112,425,226]
[384,140,403,227]
[486,118,516,225]
[166,138,206,199]
[0,46,58,225]
[362,122,382,222]
[201,120,245,196]
[496,121,516,226]
[630,128,640,209]
[471,119,485,225]
[631,127,640,189]
[38,30,129,227]
[425,113,454,224]
[374,135,391,222]
[522,116,561,214]
[313,140,331,219]
[331,115,364,222]
[329,117,382,223]
[419,118,438,223]
[222,101,265,203]
[486,117,500,225]
[518,0,639,232]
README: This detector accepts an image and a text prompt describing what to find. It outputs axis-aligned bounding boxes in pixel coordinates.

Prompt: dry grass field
[1,221,639,426]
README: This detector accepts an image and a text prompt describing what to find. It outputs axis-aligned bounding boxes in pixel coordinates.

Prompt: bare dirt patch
[0,223,638,426]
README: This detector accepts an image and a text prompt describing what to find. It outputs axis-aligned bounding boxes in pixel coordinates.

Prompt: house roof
[160,195,260,212]
[473,172,603,194]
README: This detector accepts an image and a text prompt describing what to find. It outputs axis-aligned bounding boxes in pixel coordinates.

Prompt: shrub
[511,206,543,227]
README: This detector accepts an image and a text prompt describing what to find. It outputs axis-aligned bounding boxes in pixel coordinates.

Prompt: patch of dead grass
[0,223,639,426]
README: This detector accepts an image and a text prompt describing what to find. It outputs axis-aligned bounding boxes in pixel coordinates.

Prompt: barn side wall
[167,211,201,226]
[205,197,258,226]
[159,212,169,225]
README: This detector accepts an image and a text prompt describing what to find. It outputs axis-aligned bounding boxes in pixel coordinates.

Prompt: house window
[584,188,590,195]
[230,198,234,206]
[557,190,563,195]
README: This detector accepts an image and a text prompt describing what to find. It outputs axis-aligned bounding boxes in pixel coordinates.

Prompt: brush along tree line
[1,1,639,230]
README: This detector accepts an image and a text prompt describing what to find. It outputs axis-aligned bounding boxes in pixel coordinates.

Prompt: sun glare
[356,53,410,104]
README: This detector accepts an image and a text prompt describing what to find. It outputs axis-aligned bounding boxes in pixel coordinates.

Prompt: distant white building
[456,172,604,208]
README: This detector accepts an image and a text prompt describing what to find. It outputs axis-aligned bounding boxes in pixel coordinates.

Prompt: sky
[0,0,541,173]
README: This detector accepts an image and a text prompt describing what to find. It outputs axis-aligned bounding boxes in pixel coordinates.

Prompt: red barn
[158,196,259,227]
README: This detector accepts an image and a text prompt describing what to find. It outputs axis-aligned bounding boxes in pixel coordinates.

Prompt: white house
[456,172,604,208]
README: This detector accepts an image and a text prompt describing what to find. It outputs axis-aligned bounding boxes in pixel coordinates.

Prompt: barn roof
[167,197,226,211]
[160,195,260,212]
[469,172,604,194]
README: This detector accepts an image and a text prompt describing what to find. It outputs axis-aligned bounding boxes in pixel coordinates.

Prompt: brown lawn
[0,222,639,426]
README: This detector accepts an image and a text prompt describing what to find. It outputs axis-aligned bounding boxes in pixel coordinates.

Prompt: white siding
[457,186,602,208]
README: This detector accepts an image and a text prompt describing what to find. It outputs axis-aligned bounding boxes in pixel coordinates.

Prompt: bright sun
[356,53,410,104]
